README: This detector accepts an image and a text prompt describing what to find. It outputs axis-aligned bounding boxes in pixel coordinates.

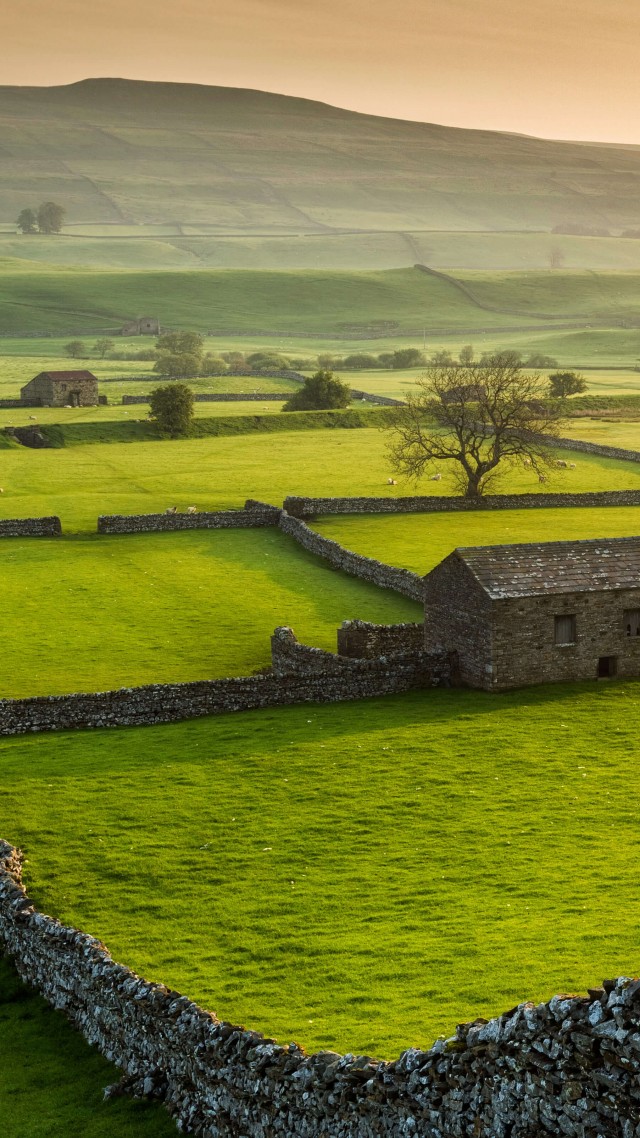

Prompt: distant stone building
[20,371,100,408]
[424,536,640,690]
[121,317,160,336]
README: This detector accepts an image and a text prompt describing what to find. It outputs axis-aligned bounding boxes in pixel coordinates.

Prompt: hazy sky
[3,0,640,142]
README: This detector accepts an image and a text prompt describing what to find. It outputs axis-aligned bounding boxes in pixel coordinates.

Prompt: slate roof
[34,371,98,382]
[449,536,640,599]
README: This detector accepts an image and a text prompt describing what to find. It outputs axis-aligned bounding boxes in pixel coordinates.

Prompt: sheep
[386,478,397,485]
[0,488,4,494]
[523,458,532,467]
[165,506,178,515]
[187,505,198,514]
[538,474,547,483]
[28,415,37,420]
[569,462,576,469]
[556,459,568,468]
[429,472,442,481]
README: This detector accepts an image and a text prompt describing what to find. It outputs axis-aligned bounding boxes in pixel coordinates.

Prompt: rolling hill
[3,78,640,239]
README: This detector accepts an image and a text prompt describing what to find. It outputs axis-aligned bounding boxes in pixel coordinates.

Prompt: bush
[526,353,558,368]
[199,355,229,375]
[343,354,380,369]
[149,384,194,437]
[247,352,291,370]
[153,353,201,377]
[283,371,351,412]
[391,348,426,368]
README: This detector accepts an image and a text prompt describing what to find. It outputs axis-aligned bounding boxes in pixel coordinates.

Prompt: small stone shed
[121,317,160,336]
[423,536,640,690]
[20,371,99,408]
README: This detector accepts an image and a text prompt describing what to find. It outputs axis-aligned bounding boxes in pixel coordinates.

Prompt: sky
[2,0,640,142]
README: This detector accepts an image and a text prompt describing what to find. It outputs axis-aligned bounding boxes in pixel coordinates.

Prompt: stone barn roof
[446,536,640,599]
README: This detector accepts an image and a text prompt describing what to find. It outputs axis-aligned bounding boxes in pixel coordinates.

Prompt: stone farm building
[424,536,640,691]
[20,371,99,408]
[121,317,160,336]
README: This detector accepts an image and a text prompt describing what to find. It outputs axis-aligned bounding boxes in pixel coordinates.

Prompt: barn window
[624,609,640,637]
[554,614,576,645]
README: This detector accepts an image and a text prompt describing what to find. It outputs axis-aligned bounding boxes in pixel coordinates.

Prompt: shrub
[149,384,194,437]
[282,371,351,412]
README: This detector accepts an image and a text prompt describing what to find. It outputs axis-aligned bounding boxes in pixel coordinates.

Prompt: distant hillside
[2,78,640,235]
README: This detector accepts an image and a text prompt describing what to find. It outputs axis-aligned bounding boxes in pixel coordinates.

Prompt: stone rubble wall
[1,837,639,1137]
[278,512,425,601]
[337,619,425,658]
[97,505,282,534]
[550,434,640,464]
[0,651,435,737]
[0,516,62,537]
[270,625,436,678]
[283,489,640,517]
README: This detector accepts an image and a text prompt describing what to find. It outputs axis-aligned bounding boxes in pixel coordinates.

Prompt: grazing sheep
[165,506,178,515]
[556,459,568,468]
[569,462,576,469]
[387,478,397,485]
[28,415,37,420]
[0,488,4,494]
[429,472,442,481]
[187,506,198,514]
[523,458,532,467]
[538,474,547,483]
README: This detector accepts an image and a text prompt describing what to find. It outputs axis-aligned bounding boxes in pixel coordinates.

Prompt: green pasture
[1,426,639,532]
[0,959,175,1137]
[311,505,640,577]
[3,682,640,1060]
[566,419,640,449]
[0,401,290,427]
[0,529,418,699]
[7,229,640,274]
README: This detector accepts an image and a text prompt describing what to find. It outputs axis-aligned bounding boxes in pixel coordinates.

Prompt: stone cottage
[20,371,99,408]
[423,536,640,691]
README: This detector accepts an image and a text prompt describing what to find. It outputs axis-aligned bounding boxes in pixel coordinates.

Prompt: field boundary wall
[283,488,640,517]
[1,838,639,1137]
[97,504,282,534]
[0,516,61,537]
[278,511,425,601]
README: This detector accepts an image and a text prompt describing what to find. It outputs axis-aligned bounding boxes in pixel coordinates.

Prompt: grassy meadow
[1,425,640,531]
[3,682,640,1061]
[0,529,419,698]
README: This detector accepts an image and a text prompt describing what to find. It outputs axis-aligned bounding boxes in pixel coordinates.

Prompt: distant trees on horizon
[16,202,66,234]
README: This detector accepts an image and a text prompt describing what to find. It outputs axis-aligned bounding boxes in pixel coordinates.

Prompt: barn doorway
[70,392,80,407]
[597,656,617,679]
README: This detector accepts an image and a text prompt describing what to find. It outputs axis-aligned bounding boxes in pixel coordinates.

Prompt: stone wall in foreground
[0,516,61,537]
[278,512,425,601]
[0,650,435,736]
[283,489,640,517]
[1,837,639,1137]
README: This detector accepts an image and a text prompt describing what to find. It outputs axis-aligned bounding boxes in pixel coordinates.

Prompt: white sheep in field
[569,462,576,469]
[187,506,198,514]
[523,458,532,467]
[429,472,442,481]
[165,506,178,515]
[387,478,397,485]
[538,474,547,483]
[556,459,568,468]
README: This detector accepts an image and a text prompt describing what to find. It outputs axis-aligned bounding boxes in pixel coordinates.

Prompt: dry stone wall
[551,434,640,464]
[0,516,61,537]
[0,651,435,737]
[271,625,437,678]
[1,837,640,1137]
[97,505,281,534]
[279,512,425,601]
[284,489,640,517]
[337,619,425,658]
[122,393,292,404]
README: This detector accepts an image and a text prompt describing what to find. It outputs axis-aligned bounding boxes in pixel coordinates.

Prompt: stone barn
[121,317,160,336]
[20,371,99,408]
[423,536,640,691]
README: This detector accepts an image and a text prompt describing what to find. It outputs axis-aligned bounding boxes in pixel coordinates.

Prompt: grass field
[3,681,640,1060]
[0,959,175,1138]
[1,426,639,531]
[0,529,418,698]
[311,505,640,576]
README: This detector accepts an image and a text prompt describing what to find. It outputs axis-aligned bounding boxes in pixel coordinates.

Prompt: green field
[0,959,175,1138]
[1,425,639,532]
[0,529,418,698]
[3,682,640,1060]
[311,505,640,576]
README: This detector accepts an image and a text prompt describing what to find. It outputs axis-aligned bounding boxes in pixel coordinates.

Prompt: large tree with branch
[384,359,564,498]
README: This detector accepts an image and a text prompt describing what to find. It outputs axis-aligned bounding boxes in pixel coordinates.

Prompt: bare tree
[549,244,565,270]
[384,359,564,498]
